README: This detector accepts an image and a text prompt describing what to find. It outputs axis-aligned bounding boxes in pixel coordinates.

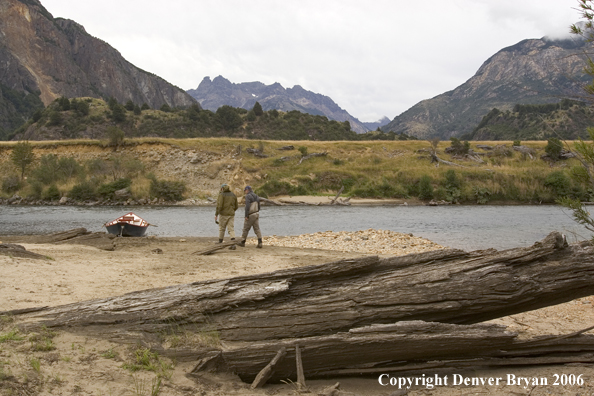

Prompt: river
[0,204,588,251]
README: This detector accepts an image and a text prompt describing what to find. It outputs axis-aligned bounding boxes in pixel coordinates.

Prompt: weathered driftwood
[6,232,594,346]
[259,197,285,206]
[55,232,116,251]
[329,186,344,205]
[250,347,287,388]
[298,151,327,165]
[512,145,535,159]
[32,228,89,243]
[0,244,49,260]
[192,241,238,255]
[199,321,594,383]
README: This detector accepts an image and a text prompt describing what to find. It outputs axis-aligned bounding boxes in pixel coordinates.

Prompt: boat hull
[105,223,148,237]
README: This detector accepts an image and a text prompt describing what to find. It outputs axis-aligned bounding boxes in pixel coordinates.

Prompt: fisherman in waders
[238,185,263,248]
[215,183,238,250]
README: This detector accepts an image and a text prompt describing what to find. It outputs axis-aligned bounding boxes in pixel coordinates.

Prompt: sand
[1,233,594,396]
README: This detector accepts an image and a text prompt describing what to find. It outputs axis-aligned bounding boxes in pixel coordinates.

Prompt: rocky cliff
[188,76,370,134]
[383,36,593,139]
[0,0,197,138]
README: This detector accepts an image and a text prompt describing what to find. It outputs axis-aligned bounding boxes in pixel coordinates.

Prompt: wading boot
[257,238,263,248]
[216,239,223,244]
[229,238,236,250]
[238,240,246,247]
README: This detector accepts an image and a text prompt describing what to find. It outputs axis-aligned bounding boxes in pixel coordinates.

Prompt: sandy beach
[1,232,594,395]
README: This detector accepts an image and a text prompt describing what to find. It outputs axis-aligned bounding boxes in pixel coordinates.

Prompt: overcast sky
[41,0,580,122]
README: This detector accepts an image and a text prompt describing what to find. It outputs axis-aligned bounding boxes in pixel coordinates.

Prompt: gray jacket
[244,191,260,217]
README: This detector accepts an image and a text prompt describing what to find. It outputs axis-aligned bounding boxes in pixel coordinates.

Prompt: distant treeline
[462,99,594,141]
[10,97,417,142]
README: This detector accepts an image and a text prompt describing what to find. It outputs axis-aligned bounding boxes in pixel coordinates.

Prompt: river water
[0,204,587,251]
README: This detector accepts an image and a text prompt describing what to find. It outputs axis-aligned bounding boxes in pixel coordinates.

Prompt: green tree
[106,126,125,147]
[253,101,264,116]
[216,105,243,130]
[11,141,35,180]
[545,137,563,161]
[418,175,434,200]
[124,100,135,111]
[563,3,594,239]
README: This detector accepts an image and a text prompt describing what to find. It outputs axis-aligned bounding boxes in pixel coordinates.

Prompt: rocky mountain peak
[187,77,370,133]
[383,35,593,139]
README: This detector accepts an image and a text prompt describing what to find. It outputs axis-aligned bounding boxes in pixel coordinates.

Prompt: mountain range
[0,0,196,139]
[382,36,593,139]
[1,0,592,141]
[187,76,373,134]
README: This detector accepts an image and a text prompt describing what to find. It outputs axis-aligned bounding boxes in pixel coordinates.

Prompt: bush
[2,175,22,193]
[43,184,61,201]
[449,138,470,155]
[149,179,186,201]
[545,138,563,160]
[106,126,125,146]
[97,178,132,199]
[29,181,43,199]
[69,181,97,201]
[418,175,434,200]
[544,171,572,197]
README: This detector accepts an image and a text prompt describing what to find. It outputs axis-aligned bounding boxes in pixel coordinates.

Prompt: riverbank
[2,233,594,395]
[0,138,586,207]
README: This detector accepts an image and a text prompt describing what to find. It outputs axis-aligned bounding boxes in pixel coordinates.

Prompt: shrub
[512,140,521,147]
[449,138,470,155]
[97,178,132,199]
[106,126,125,146]
[43,184,61,201]
[298,146,308,156]
[149,179,186,201]
[418,175,434,200]
[545,138,563,160]
[69,181,97,201]
[544,171,571,197]
[2,175,22,193]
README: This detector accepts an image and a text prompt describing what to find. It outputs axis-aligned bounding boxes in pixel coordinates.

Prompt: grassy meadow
[0,138,589,204]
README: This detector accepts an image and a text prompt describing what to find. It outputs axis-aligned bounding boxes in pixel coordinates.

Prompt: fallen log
[329,186,344,205]
[192,241,238,255]
[298,151,327,165]
[6,232,594,346]
[32,228,89,243]
[55,232,116,251]
[0,244,50,260]
[197,321,594,383]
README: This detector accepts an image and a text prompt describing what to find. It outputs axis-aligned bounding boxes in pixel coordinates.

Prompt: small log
[55,232,116,251]
[329,186,345,205]
[298,152,327,165]
[321,382,340,396]
[250,347,287,389]
[295,344,307,391]
[32,228,89,243]
[259,198,285,206]
[0,244,50,260]
[512,145,535,159]
[277,145,295,151]
[246,148,268,158]
[192,241,238,255]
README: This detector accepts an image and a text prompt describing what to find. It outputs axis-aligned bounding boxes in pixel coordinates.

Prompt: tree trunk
[201,321,594,383]
[6,232,594,345]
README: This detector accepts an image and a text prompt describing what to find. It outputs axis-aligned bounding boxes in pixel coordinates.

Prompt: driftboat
[104,212,150,237]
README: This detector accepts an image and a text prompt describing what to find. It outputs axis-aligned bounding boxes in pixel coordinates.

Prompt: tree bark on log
[195,321,594,383]
[0,244,50,260]
[6,232,594,345]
